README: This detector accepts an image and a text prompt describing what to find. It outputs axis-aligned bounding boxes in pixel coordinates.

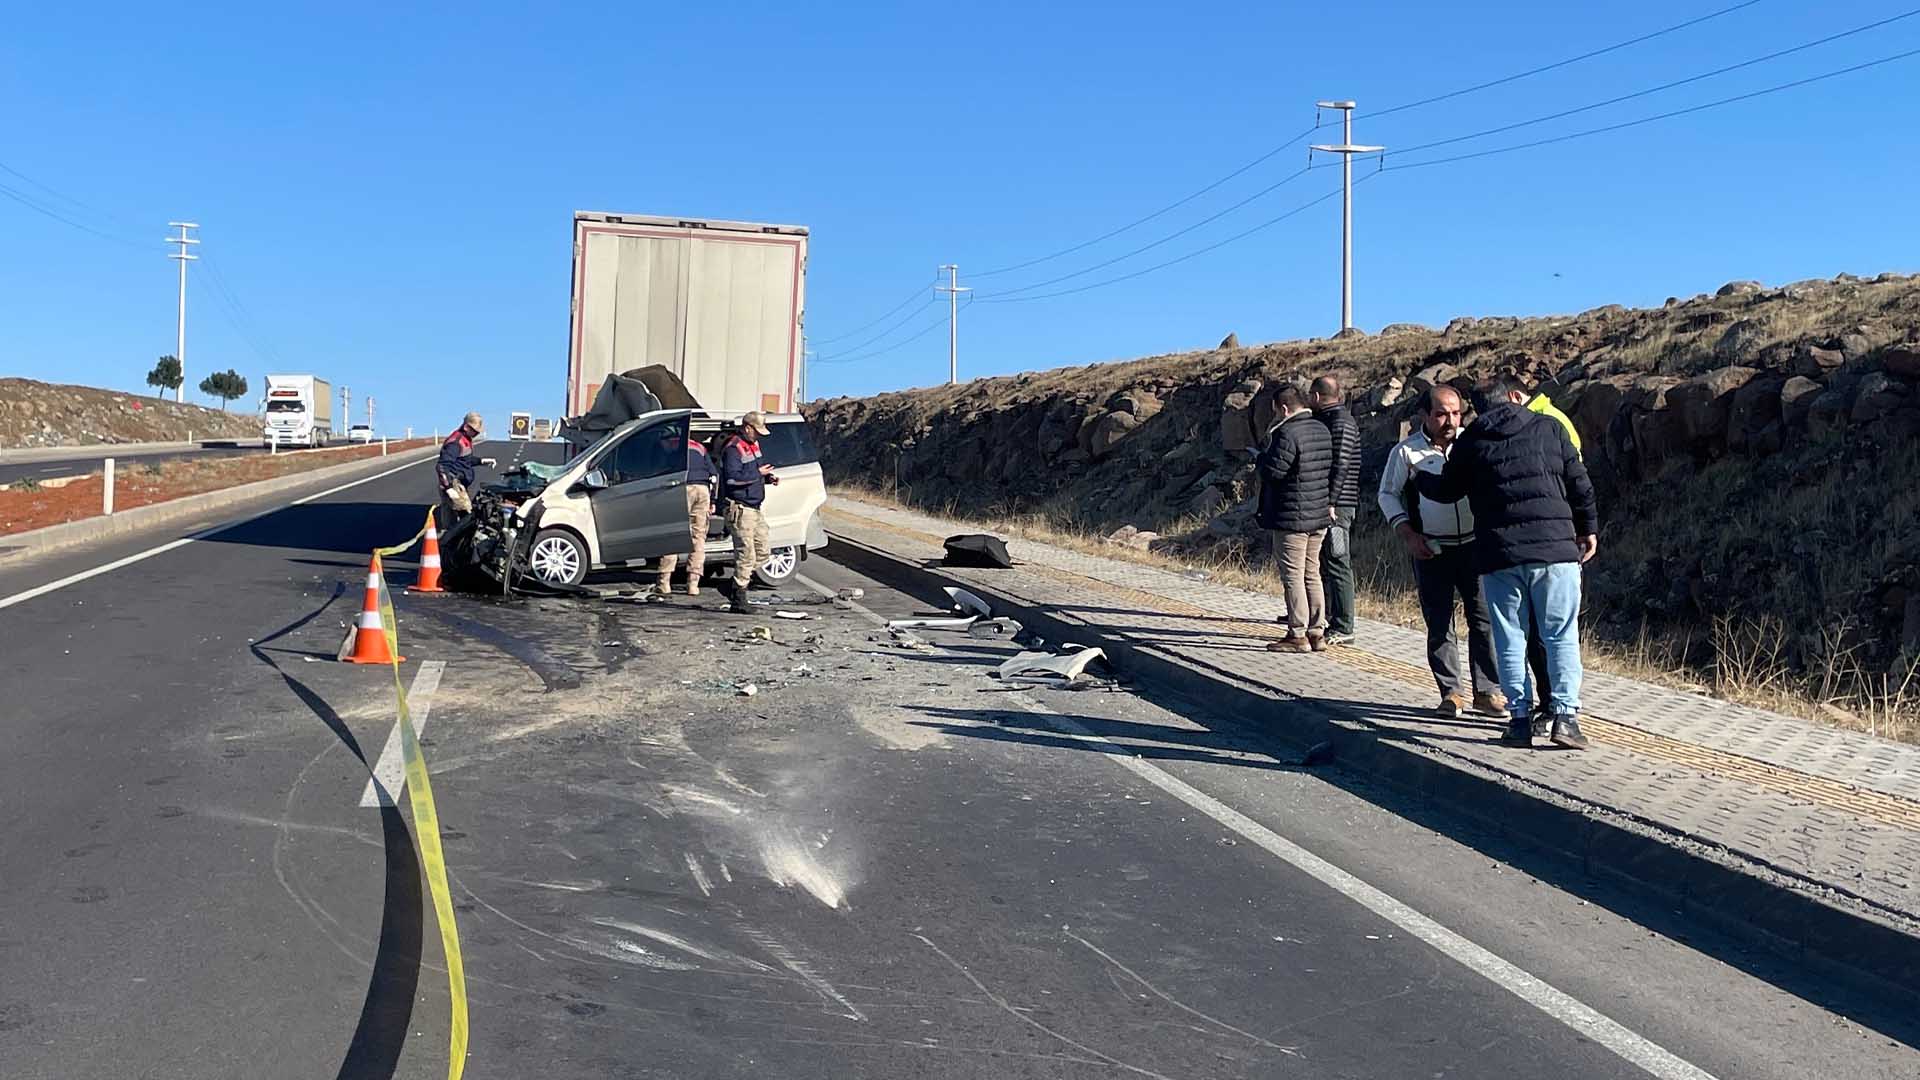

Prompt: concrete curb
[0,447,437,562]
[824,531,1920,999]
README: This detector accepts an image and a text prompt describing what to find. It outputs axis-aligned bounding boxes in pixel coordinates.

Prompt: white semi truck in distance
[566,212,808,419]
[262,375,334,448]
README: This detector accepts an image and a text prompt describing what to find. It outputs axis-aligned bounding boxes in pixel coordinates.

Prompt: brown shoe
[1308,631,1328,653]
[1267,637,1313,654]
[1471,690,1508,717]
[686,582,701,597]
[1441,692,1472,718]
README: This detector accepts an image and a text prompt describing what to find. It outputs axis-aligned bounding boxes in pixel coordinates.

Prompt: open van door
[581,415,696,564]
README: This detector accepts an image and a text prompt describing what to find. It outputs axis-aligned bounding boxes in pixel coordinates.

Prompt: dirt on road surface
[0,439,434,535]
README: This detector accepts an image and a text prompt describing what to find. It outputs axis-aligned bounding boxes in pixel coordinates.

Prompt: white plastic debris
[885,615,978,631]
[774,611,810,621]
[943,586,992,619]
[735,682,759,697]
[995,646,1107,685]
[967,617,1022,639]
[837,587,865,600]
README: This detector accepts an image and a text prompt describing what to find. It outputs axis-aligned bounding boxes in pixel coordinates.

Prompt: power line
[1384,7,1920,158]
[1380,44,1920,171]
[972,120,1328,278]
[814,298,971,366]
[978,177,1356,305]
[1366,0,1769,120]
[0,180,147,251]
[0,160,146,232]
[199,250,283,368]
[976,164,1325,300]
[816,298,942,360]
[810,277,935,344]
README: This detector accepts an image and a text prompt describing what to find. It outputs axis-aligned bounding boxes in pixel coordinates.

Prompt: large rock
[1407,363,1458,400]
[1780,375,1823,429]
[1218,333,1240,350]
[1088,410,1141,457]
[1379,323,1431,338]
[1807,390,1852,437]
[1714,319,1771,362]
[1565,377,1627,451]
[1716,280,1766,298]
[1220,380,1262,452]
[1364,375,1406,413]
[1188,486,1228,518]
[1668,366,1758,448]
[1840,332,1874,364]
[1444,316,1478,336]
[1107,389,1162,420]
[1726,374,1786,454]
[1851,373,1911,424]
[1884,344,1920,380]
[1791,345,1845,378]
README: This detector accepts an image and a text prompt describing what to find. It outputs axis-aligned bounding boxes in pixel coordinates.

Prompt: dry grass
[836,483,1920,744]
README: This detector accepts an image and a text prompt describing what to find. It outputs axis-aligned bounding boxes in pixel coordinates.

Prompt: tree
[198,369,249,411]
[146,355,182,398]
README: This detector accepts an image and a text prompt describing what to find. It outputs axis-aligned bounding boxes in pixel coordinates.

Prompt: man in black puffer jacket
[1255,384,1335,652]
[1415,373,1600,750]
[1311,375,1362,645]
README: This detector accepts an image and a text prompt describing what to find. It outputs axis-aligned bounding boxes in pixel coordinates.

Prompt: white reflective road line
[359,660,447,807]
[0,457,432,612]
[794,572,1719,1080]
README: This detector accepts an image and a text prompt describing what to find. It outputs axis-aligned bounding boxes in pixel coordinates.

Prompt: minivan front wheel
[753,546,799,587]
[528,528,588,586]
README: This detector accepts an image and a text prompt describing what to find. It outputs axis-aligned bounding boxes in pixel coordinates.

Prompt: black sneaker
[1530,716,1551,740]
[1499,717,1533,747]
[1550,713,1590,750]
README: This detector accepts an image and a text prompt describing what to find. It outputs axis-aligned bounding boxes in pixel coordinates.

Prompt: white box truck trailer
[566,212,807,419]
[262,375,333,448]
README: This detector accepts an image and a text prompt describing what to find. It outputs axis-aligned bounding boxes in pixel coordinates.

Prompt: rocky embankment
[0,378,261,448]
[809,272,1920,680]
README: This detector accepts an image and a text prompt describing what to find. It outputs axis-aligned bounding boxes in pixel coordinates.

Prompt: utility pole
[936,264,970,385]
[166,223,199,402]
[1310,102,1384,333]
[367,395,375,433]
[343,385,351,443]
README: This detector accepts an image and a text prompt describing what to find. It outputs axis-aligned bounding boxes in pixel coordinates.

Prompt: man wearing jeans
[1311,376,1362,646]
[1377,386,1504,719]
[1414,374,1599,749]
[1255,384,1335,653]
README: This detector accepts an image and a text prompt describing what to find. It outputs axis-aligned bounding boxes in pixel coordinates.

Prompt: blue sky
[3,1,1916,434]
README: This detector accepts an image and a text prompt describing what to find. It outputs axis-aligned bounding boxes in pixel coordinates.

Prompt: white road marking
[794,572,1719,1080]
[359,660,447,807]
[0,457,432,612]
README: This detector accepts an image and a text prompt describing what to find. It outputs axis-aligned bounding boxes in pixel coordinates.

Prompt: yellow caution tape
[373,515,469,1080]
[374,506,437,559]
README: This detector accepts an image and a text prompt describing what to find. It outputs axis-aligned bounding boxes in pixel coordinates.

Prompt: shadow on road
[248,583,425,1080]
[204,502,432,555]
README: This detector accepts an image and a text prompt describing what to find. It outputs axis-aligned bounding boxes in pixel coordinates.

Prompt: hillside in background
[808,272,1920,718]
[0,378,261,448]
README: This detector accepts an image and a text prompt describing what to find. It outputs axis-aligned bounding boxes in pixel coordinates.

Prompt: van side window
[603,418,691,484]
[756,422,819,468]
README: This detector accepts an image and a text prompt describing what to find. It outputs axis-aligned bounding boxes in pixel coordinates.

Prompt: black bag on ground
[943,534,1013,569]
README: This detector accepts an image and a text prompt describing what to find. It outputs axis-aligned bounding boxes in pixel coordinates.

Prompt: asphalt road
[0,440,356,485]
[1,441,1915,1079]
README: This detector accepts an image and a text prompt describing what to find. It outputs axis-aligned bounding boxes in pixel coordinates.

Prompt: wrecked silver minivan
[443,368,828,593]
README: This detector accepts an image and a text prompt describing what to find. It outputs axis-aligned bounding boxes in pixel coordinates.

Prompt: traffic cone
[409,510,447,594]
[340,554,405,664]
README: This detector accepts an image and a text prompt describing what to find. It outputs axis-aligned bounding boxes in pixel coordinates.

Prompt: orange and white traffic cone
[340,554,405,664]
[409,510,447,594]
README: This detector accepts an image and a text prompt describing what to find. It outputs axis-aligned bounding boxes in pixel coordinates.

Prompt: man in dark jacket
[717,411,777,614]
[1414,374,1599,749]
[1311,375,1362,645]
[435,412,494,516]
[1255,384,1335,652]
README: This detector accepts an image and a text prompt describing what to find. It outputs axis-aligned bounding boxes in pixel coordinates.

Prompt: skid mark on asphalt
[1068,930,1298,1054]
[742,926,868,1022]
[914,933,1174,1080]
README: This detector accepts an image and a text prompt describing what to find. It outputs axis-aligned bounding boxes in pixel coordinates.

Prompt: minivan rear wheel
[753,545,799,587]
